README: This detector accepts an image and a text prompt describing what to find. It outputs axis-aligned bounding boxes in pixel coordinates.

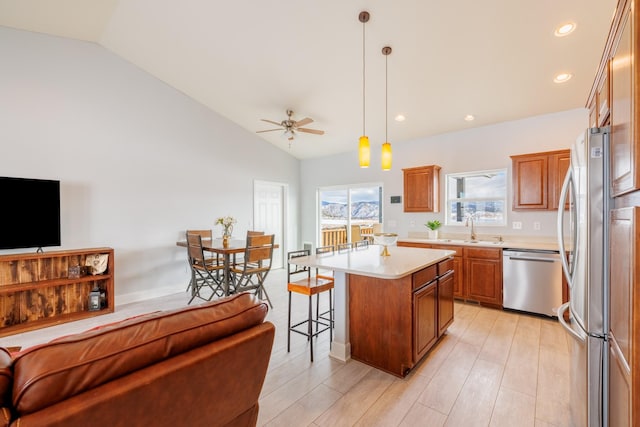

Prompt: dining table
[176,237,280,298]
[176,238,247,297]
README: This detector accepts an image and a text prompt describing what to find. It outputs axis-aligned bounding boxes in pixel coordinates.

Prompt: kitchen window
[445,169,507,226]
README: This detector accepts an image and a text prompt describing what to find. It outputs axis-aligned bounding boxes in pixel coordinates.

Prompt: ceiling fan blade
[297,128,325,135]
[256,128,282,133]
[294,117,314,127]
[260,119,283,127]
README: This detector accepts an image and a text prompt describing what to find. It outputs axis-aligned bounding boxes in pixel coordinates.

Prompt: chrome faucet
[465,214,477,241]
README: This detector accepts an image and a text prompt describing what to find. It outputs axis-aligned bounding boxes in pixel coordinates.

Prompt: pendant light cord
[362,19,366,136]
[385,52,388,142]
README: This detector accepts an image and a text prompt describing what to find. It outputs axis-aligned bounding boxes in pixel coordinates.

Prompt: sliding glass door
[318,184,382,247]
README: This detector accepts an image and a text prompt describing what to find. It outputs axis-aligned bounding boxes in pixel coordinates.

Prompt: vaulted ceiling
[0,0,617,159]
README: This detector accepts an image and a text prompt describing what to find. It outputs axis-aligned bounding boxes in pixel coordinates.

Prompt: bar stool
[287,249,333,362]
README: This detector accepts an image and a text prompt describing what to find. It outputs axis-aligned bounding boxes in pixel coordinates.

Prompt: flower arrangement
[215,216,236,238]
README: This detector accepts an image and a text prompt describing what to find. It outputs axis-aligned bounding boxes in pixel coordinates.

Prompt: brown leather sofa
[0,292,275,427]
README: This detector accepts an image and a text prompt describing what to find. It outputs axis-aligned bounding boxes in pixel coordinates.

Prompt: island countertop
[289,245,456,279]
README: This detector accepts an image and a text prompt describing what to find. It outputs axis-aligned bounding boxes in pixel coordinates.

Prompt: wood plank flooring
[0,268,570,426]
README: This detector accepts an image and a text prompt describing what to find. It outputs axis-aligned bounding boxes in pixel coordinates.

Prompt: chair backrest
[354,240,369,249]
[247,231,265,236]
[186,233,206,265]
[337,242,352,252]
[350,225,363,242]
[186,229,213,239]
[244,234,275,267]
[287,249,311,282]
[316,245,335,255]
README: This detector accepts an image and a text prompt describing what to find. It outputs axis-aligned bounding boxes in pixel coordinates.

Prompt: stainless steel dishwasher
[502,248,563,317]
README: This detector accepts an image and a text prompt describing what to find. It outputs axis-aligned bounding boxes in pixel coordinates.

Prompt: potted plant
[425,220,442,240]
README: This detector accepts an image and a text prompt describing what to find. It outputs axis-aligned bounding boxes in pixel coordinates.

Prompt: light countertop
[289,245,455,279]
[398,237,560,252]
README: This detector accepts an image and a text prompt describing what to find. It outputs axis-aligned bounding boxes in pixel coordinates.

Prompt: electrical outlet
[409,220,415,227]
[533,222,541,231]
[512,221,522,230]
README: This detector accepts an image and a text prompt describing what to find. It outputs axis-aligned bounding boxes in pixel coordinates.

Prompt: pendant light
[381,46,393,171]
[358,11,370,168]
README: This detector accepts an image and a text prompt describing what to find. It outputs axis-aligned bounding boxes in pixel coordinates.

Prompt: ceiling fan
[256,109,325,141]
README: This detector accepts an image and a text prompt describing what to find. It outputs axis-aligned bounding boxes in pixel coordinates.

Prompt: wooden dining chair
[185,233,225,304]
[286,249,333,362]
[230,233,275,308]
[232,230,265,267]
[185,229,222,293]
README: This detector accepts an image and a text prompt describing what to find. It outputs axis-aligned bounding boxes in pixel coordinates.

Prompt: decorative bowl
[373,233,398,256]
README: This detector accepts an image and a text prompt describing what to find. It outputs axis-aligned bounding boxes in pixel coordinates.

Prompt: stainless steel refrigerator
[557,126,609,427]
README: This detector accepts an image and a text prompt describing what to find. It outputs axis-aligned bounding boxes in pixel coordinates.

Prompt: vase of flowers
[425,220,442,240]
[216,216,236,247]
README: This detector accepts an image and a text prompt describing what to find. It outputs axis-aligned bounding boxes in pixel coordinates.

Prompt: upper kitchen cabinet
[609,0,640,196]
[403,165,441,212]
[511,149,570,210]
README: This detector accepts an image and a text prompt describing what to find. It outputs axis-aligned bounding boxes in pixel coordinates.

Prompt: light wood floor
[0,268,570,427]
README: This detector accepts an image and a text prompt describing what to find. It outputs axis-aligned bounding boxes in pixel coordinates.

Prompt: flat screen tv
[0,176,61,250]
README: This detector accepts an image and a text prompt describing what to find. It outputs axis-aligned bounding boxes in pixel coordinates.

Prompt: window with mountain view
[445,169,507,226]
[318,184,382,246]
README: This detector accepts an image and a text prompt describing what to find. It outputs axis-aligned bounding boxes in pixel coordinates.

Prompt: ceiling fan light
[359,135,370,168]
[381,142,392,171]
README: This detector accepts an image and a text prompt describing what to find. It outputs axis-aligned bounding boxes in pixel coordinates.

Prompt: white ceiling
[0,0,617,160]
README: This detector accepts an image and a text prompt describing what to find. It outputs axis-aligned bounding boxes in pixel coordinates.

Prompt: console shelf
[0,247,114,338]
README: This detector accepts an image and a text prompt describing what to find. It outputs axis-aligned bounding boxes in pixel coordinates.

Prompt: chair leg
[308,295,313,362]
[315,293,320,332]
[287,291,292,353]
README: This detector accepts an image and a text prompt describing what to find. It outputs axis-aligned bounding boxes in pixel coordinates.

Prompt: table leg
[223,253,232,296]
[329,271,351,362]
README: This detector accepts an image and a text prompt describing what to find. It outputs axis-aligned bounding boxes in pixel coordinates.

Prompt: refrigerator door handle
[557,302,586,342]
[557,167,576,287]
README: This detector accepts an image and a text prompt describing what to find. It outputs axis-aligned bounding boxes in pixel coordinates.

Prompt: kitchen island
[289,244,455,377]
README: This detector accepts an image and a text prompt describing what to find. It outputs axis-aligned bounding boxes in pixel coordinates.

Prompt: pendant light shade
[358,11,370,168]
[359,136,370,167]
[381,141,392,171]
[381,46,392,171]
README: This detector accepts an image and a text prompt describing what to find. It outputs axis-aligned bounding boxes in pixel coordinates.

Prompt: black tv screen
[0,177,61,250]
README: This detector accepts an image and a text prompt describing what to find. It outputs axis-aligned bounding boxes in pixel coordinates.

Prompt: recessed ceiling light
[555,22,576,37]
[395,114,406,122]
[554,73,573,83]
[464,114,475,122]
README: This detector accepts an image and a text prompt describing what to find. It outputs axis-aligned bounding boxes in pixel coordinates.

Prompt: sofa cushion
[12,292,268,415]
[0,348,12,408]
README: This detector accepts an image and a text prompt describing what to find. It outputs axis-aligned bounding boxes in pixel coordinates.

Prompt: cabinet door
[610,7,638,196]
[609,207,637,426]
[597,65,610,126]
[466,258,502,306]
[512,154,548,209]
[413,281,438,361]
[452,256,464,298]
[403,165,440,212]
[438,271,454,335]
[549,151,571,210]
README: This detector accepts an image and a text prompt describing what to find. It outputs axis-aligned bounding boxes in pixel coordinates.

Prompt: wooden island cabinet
[349,257,454,377]
[0,247,115,337]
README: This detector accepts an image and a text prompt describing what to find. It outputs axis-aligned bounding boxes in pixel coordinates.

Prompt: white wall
[0,27,300,303]
[299,108,588,245]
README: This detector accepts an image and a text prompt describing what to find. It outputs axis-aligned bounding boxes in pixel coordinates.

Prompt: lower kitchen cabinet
[438,270,455,335]
[413,281,437,361]
[465,247,502,306]
[348,257,454,377]
[398,242,502,306]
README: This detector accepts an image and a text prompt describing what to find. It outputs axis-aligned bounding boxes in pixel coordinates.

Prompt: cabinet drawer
[430,244,463,256]
[437,257,454,276]
[413,265,437,290]
[464,247,501,259]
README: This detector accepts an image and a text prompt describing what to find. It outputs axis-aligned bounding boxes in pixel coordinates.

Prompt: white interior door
[253,180,285,269]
